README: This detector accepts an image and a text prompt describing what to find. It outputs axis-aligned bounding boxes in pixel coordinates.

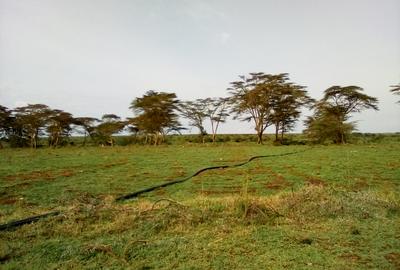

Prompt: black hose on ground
[0,147,311,231]
[0,211,60,231]
[115,147,310,202]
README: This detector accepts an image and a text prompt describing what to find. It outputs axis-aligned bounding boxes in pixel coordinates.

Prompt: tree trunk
[212,133,216,143]
[154,133,159,146]
[337,115,346,144]
[257,131,263,144]
[274,123,279,141]
[31,132,37,148]
[54,133,59,147]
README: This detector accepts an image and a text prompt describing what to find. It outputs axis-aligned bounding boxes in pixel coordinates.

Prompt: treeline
[0,72,395,148]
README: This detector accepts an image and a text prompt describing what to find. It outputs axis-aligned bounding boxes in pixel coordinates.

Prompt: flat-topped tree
[268,76,313,142]
[321,86,378,117]
[179,100,208,143]
[179,97,229,143]
[228,73,308,144]
[204,97,229,143]
[47,109,75,147]
[94,114,126,146]
[130,91,181,145]
[74,117,100,146]
[13,104,52,148]
[228,72,274,144]
[305,86,378,144]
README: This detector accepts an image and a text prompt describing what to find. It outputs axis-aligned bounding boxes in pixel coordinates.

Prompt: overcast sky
[0,0,399,134]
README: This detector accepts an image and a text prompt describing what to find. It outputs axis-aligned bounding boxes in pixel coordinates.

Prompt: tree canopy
[228,73,311,144]
[179,97,229,143]
[13,104,52,148]
[204,97,229,143]
[47,109,75,147]
[93,114,126,146]
[179,100,207,143]
[305,86,378,144]
[130,91,182,145]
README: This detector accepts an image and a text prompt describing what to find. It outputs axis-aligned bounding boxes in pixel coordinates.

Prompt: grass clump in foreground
[1,185,399,269]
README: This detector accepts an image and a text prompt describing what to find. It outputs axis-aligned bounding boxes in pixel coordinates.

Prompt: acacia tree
[94,114,126,146]
[130,91,181,145]
[305,86,378,144]
[204,97,229,143]
[0,105,11,148]
[304,109,355,144]
[179,97,229,143]
[229,73,308,144]
[179,100,207,143]
[47,109,75,147]
[228,73,275,144]
[269,75,313,141]
[74,117,100,146]
[13,104,52,148]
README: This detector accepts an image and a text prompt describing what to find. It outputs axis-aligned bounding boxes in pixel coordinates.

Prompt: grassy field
[0,139,400,269]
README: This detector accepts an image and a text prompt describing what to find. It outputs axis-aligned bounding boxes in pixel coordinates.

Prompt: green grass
[0,140,399,269]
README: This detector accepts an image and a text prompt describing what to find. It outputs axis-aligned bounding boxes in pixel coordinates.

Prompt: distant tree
[47,109,75,147]
[179,97,229,143]
[94,114,126,146]
[229,73,308,144]
[125,117,140,136]
[204,97,229,143]
[269,75,313,141]
[390,84,400,103]
[13,104,52,148]
[1,110,27,148]
[130,91,182,145]
[0,105,11,148]
[304,86,378,144]
[228,72,275,144]
[304,108,355,144]
[74,117,100,146]
[179,100,207,143]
